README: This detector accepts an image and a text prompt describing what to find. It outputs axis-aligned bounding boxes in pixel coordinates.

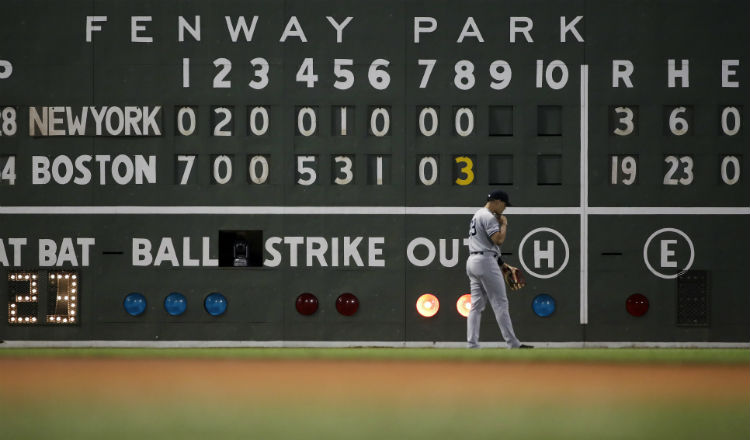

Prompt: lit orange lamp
[456,294,472,317]
[416,293,439,318]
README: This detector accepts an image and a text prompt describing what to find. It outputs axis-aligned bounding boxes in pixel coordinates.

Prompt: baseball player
[466,190,532,349]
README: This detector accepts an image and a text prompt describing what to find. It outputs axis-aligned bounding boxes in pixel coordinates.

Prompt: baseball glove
[501,263,526,291]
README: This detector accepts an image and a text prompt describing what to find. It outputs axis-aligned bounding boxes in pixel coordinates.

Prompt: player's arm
[489,215,507,245]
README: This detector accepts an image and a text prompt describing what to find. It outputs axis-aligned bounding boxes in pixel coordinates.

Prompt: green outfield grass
[1,348,748,440]
[0,347,747,364]
[0,400,747,440]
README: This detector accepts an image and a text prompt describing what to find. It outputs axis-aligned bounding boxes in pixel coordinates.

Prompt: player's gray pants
[466,254,521,348]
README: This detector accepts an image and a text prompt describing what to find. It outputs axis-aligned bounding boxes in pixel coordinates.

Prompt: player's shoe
[519,344,534,349]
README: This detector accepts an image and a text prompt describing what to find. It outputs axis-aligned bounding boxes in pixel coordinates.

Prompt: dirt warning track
[1,358,746,406]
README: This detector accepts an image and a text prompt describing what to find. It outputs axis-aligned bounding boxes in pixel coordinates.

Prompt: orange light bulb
[416,293,439,318]
[456,294,472,317]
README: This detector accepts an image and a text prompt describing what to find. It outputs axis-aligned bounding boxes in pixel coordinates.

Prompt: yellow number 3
[455,156,474,186]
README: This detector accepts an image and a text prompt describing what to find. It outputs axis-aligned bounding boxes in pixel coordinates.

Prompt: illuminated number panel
[7,272,39,325]
[47,271,79,325]
[6,271,79,325]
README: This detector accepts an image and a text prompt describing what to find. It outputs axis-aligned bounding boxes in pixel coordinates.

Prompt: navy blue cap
[487,190,512,206]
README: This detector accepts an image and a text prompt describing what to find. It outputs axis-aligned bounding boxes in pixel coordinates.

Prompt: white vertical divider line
[580,65,589,325]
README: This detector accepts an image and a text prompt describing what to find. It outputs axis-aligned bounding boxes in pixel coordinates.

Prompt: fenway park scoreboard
[0,0,748,345]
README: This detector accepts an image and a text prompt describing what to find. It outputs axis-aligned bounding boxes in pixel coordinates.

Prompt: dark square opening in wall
[676,270,710,327]
[537,154,562,185]
[219,230,264,267]
[488,155,513,184]
[489,106,514,136]
[537,105,562,136]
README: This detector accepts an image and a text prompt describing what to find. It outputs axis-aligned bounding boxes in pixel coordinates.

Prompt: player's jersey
[468,208,501,254]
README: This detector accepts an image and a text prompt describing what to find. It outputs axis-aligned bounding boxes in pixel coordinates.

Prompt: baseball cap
[487,190,512,206]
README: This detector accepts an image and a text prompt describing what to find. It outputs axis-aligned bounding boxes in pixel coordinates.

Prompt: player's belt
[470,251,497,257]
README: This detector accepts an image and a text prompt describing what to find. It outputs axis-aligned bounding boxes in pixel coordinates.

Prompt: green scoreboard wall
[0,0,748,344]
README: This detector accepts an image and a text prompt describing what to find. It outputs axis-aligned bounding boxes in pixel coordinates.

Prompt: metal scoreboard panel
[0,0,748,344]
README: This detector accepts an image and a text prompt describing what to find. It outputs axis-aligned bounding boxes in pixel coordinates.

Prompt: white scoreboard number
[161,103,744,189]
[179,58,568,92]
[0,107,18,136]
[611,155,638,185]
[663,156,694,186]
[612,106,636,136]
[720,156,741,185]
[721,107,741,136]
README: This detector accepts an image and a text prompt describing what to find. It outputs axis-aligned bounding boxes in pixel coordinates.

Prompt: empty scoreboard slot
[601,252,623,256]
[537,154,562,185]
[537,105,562,136]
[488,155,513,185]
[489,106,514,136]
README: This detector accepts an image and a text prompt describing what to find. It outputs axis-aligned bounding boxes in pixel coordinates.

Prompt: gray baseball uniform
[465,207,521,348]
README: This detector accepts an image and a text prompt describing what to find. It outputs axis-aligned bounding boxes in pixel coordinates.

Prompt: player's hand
[501,263,526,291]
[499,215,507,227]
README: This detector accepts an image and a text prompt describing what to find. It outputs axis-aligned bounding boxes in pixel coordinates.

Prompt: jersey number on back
[469,219,477,236]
